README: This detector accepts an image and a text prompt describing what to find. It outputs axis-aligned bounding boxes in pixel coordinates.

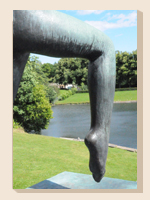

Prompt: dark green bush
[14,84,53,133]
[13,119,22,129]
[13,59,53,133]
[76,90,89,93]
[115,87,137,91]
[45,86,57,103]
[76,88,137,93]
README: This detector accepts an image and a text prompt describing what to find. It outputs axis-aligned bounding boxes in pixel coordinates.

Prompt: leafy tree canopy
[13,56,54,133]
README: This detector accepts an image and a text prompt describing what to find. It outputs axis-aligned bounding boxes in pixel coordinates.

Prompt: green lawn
[13,129,137,189]
[56,90,137,104]
[57,93,90,104]
[114,90,137,102]
[59,90,69,95]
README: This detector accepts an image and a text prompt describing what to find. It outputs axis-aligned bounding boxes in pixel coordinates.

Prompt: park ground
[13,89,137,189]
[55,90,137,105]
[13,129,137,189]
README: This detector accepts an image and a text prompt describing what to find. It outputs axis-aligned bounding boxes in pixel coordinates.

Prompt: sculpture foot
[84,129,108,182]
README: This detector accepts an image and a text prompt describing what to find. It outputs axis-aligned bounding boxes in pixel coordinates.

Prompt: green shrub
[58,87,77,101]
[76,90,89,93]
[52,85,60,96]
[80,83,88,91]
[68,90,72,96]
[75,87,137,93]
[71,87,77,95]
[13,62,53,133]
[45,86,57,103]
[115,87,137,91]
[13,119,21,129]
[14,84,53,133]
[58,96,62,101]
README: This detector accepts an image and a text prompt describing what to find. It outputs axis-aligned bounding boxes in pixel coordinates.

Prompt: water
[41,103,137,149]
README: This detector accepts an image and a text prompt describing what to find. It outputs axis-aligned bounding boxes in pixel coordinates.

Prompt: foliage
[45,86,57,103]
[34,61,58,103]
[52,85,60,97]
[78,82,88,91]
[13,56,53,133]
[33,51,137,90]
[51,51,137,89]
[41,63,56,82]
[13,119,22,129]
[58,87,77,101]
[76,90,89,93]
[115,87,137,91]
[115,50,137,88]
[54,58,89,86]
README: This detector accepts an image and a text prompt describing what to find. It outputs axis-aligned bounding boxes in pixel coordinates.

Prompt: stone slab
[27,171,137,189]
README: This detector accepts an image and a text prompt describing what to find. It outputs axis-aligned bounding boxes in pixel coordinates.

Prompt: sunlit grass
[13,129,137,189]
[114,90,137,102]
[56,90,137,104]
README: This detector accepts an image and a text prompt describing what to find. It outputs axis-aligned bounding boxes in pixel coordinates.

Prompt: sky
[30,10,137,64]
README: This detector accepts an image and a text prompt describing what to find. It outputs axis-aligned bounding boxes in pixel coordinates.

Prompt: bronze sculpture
[13,10,116,183]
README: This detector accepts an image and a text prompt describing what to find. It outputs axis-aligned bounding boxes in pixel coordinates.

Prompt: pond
[41,103,137,149]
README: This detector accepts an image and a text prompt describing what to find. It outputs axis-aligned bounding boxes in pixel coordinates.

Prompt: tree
[41,63,56,82]
[54,58,70,85]
[115,50,137,88]
[128,50,137,87]
[54,58,89,86]
[34,63,57,103]
[13,56,53,133]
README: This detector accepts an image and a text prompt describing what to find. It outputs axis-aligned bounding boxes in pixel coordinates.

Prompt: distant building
[59,84,77,90]
[49,83,77,90]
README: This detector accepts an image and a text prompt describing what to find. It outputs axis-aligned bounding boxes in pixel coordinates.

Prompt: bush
[71,87,77,95]
[13,62,53,133]
[115,87,137,91]
[76,90,89,93]
[80,83,88,91]
[75,87,137,93]
[14,84,53,133]
[58,87,77,101]
[45,86,57,103]
[52,85,60,96]
[13,119,21,129]
[46,85,60,104]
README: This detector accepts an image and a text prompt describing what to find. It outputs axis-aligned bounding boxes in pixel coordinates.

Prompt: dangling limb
[13,52,30,102]
[85,46,116,182]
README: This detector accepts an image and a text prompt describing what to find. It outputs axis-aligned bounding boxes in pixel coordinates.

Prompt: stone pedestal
[27,171,137,189]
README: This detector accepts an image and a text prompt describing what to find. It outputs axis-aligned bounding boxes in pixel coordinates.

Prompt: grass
[56,90,137,104]
[13,128,137,189]
[114,90,137,102]
[56,93,90,104]
[59,90,70,95]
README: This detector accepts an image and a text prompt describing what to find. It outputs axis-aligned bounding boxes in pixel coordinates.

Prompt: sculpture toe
[92,170,105,182]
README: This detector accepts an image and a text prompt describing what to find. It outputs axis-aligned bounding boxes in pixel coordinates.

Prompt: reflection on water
[41,103,137,149]
[110,103,137,149]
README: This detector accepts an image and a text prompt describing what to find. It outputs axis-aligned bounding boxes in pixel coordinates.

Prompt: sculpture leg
[85,54,116,182]
[13,52,30,102]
